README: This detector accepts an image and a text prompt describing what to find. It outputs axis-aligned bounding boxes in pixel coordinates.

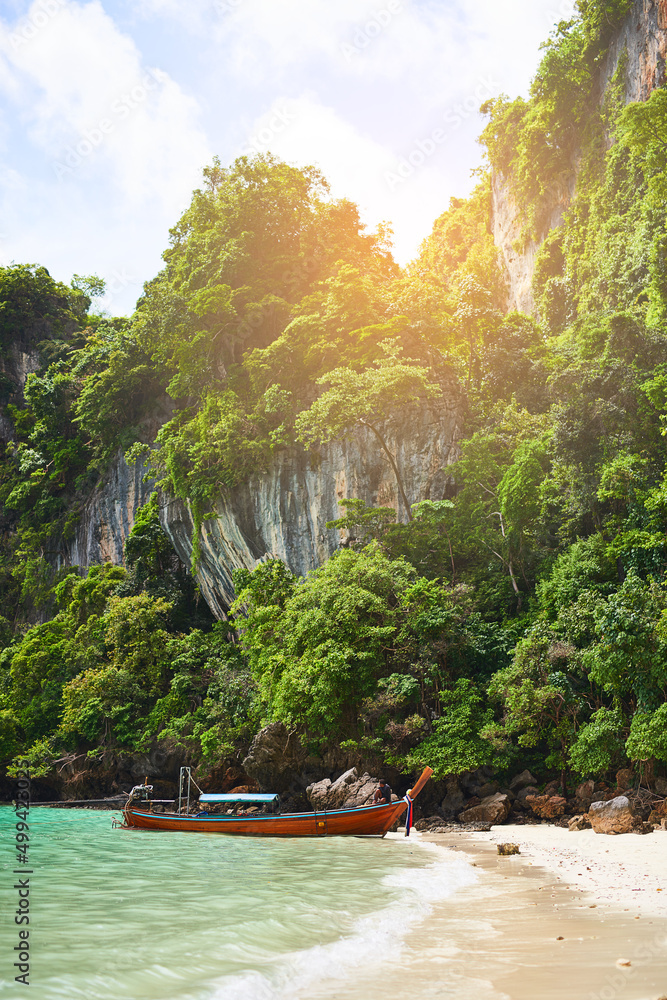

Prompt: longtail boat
[121,766,433,837]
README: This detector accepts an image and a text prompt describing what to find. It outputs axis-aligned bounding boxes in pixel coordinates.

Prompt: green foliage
[406,679,496,778]
[0,263,88,355]
[536,535,617,617]
[6,19,667,792]
[480,18,595,241]
[294,342,439,449]
[569,708,627,776]
[626,704,667,764]
[232,546,415,734]
[488,623,581,771]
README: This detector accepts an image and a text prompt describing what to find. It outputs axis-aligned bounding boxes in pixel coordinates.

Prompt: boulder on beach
[525,794,567,820]
[306,768,379,810]
[589,795,638,835]
[568,814,591,832]
[458,792,511,825]
[497,843,520,855]
[513,785,540,809]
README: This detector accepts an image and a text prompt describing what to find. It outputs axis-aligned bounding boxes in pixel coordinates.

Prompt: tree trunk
[360,419,413,521]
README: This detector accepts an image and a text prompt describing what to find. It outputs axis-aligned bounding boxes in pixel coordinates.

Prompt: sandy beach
[302,826,667,1000]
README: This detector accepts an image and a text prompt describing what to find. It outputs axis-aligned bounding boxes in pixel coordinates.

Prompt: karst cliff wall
[60,452,155,572]
[63,393,464,617]
[160,397,464,617]
[492,0,667,315]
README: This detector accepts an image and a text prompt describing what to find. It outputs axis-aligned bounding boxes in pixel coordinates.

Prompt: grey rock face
[59,451,155,571]
[307,768,380,810]
[0,345,42,444]
[459,792,511,826]
[492,170,576,315]
[509,769,538,792]
[600,0,667,103]
[49,392,462,620]
[160,399,464,618]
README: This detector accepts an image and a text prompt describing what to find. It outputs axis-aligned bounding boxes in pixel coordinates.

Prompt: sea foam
[211,838,476,1000]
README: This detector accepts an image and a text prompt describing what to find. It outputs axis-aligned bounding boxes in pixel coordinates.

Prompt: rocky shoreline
[4,721,667,840]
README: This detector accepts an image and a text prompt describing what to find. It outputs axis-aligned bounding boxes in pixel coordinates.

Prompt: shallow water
[0,807,475,999]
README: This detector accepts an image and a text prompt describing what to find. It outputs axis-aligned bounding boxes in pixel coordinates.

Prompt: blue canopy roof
[199,793,279,804]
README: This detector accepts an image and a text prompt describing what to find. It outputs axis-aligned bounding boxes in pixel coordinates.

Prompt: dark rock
[243,722,321,796]
[655,777,667,797]
[509,769,538,792]
[513,786,540,810]
[477,781,499,798]
[440,776,467,819]
[568,814,591,832]
[510,771,537,794]
[200,765,257,793]
[459,793,511,825]
[574,780,595,809]
[543,780,561,797]
[459,767,496,794]
[616,767,635,792]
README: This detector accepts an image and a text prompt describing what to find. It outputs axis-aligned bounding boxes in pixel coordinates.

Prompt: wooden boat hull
[122,799,408,837]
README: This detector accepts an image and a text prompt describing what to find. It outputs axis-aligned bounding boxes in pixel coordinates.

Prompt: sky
[0,0,577,315]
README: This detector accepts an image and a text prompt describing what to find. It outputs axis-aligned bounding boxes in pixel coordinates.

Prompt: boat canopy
[199,793,279,804]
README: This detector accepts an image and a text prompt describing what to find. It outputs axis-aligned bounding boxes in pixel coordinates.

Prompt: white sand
[468,823,667,918]
[304,827,667,1000]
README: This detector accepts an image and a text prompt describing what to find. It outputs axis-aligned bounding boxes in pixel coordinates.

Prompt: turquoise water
[0,806,475,999]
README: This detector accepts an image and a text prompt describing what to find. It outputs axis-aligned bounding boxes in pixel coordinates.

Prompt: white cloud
[0,1,210,206]
[0,0,212,312]
[213,0,566,97]
[0,0,578,311]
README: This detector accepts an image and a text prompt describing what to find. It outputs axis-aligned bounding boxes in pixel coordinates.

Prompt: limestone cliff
[491,0,667,315]
[0,343,41,442]
[59,450,155,572]
[161,396,464,617]
[60,391,464,617]
[491,170,576,315]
